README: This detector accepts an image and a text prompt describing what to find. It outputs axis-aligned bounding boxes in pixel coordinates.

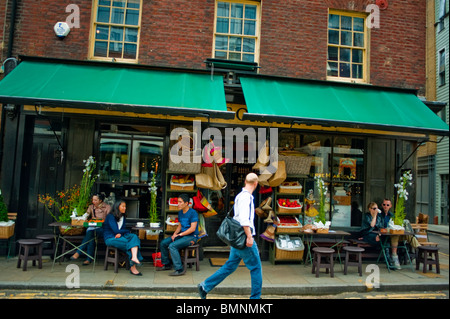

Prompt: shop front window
[278,133,365,227]
[97,124,165,219]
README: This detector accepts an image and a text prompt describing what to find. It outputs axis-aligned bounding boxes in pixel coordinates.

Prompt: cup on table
[136,222,144,227]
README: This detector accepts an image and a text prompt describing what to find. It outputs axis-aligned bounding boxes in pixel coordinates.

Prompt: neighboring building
[0,1,448,257]
[435,0,449,224]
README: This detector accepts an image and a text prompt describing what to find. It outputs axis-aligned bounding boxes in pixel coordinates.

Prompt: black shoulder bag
[216,202,251,250]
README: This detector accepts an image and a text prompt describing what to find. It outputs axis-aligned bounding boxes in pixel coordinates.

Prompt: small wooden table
[301,230,351,265]
[375,230,414,272]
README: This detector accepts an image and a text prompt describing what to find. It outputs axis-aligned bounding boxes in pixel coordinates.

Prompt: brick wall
[3,0,426,93]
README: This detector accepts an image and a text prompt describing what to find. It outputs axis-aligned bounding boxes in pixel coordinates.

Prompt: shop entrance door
[26,124,65,237]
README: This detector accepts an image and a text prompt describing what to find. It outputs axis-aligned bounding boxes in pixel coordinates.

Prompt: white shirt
[117,216,124,229]
[233,188,255,235]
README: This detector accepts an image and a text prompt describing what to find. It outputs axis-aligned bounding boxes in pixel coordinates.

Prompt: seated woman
[71,193,111,265]
[358,202,383,248]
[103,200,143,276]
[159,194,199,276]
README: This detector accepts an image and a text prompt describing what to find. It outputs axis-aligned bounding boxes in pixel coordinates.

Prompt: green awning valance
[0,59,233,119]
[240,76,449,136]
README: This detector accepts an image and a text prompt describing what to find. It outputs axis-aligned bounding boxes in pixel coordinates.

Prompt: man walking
[198,173,262,299]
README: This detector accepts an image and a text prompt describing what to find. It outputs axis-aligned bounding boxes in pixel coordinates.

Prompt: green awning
[0,59,233,119]
[241,77,449,136]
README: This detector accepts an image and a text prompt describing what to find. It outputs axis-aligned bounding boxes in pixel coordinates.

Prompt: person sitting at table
[358,202,383,248]
[71,193,111,265]
[380,198,401,269]
[158,193,199,276]
[103,199,143,276]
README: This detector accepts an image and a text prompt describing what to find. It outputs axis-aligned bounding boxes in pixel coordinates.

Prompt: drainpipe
[7,0,18,58]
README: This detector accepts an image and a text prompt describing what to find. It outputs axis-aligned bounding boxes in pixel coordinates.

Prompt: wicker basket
[275,216,302,234]
[275,237,304,260]
[315,228,329,234]
[59,226,85,236]
[277,200,303,214]
[169,156,201,174]
[0,223,15,239]
[278,182,302,194]
[389,229,405,235]
[71,218,86,226]
[279,155,312,175]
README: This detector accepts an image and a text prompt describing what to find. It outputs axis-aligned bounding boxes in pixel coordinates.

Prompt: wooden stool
[312,247,335,278]
[416,246,440,274]
[104,246,130,273]
[343,246,364,276]
[17,239,43,271]
[36,234,56,258]
[181,244,200,274]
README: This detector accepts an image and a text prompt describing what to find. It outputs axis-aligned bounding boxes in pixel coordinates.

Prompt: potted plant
[391,170,413,234]
[0,189,15,239]
[72,156,98,224]
[314,175,329,233]
[148,171,160,228]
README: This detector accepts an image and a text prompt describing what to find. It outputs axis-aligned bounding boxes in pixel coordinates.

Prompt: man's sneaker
[197,284,207,299]
[157,265,172,271]
[169,269,184,276]
[392,254,402,270]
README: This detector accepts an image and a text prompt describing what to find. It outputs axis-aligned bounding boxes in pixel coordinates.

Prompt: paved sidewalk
[0,250,448,298]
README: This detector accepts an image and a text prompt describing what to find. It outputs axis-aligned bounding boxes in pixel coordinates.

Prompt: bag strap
[228,201,252,221]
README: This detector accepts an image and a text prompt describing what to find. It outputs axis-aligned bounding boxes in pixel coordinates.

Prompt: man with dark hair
[159,194,199,276]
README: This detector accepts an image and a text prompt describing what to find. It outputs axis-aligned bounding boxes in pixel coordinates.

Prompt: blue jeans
[200,241,262,299]
[77,228,103,262]
[160,235,197,271]
[104,233,143,263]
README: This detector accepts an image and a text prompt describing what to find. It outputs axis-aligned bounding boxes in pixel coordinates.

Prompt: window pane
[97,7,111,23]
[244,20,255,35]
[327,62,338,76]
[94,41,108,57]
[127,0,140,9]
[215,35,228,50]
[352,49,363,63]
[125,27,138,42]
[245,5,257,19]
[96,25,109,40]
[217,18,229,33]
[229,36,242,51]
[243,53,254,62]
[111,8,124,24]
[353,17,364,31]
[215,51,227,59]
[328,46,338,61]
[243,38,255,53]
[217,2,229,17]
[109,42,123,58]
[341,31,351,46]
[110,26,123,41]
[328,30,339,44]
[113,0,125,7]
[229,52,241,60]
[341,16,352,30]
[339,63,350,77]
[328,14,340,29]
[231,3,243,18]
[123,43,137,59]
[99,0,111,5]
[230,18,242,34]
[340,48,350,62]
[354,33,364,47]
[125,9,139,25]
[352,64,363,79]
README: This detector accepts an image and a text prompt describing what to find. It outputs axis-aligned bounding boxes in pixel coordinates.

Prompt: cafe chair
[180,244,200,275]
[104,246,130,273]
[16,239,43,271]
[343,246,364,276]
[312,247,335,278]
[416,246,440,274]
